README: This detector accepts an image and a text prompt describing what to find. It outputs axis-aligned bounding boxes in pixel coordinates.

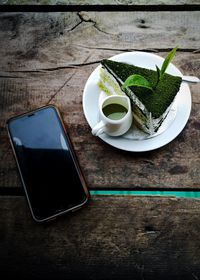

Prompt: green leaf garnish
[160,46,178,78]
[154,46,178,89]
[156,65,161,80]
[122,74,153,92]
[154,65,161,89]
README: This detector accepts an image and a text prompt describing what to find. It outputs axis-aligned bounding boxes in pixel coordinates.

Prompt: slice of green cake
[99,59,182,134]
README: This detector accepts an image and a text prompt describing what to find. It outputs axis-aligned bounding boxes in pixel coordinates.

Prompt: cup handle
[92,120,106,136]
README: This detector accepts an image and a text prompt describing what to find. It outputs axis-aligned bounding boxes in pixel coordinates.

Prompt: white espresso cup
[92,95,132,137]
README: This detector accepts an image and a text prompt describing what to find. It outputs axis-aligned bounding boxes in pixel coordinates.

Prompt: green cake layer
[101,59,182,118]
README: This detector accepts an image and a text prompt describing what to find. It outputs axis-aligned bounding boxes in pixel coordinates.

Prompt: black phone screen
[7,106,88,221]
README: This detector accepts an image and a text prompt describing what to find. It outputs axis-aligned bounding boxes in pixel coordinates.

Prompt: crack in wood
[46,52,93,104]
[46,70,76,104]
[77,12,114,36]
[1,60,102,73]
[193,49,200,53]
[67,15,82,32]
[1,48,199,74]
[1,4,200,12]
[72,45,200,53]
[0,75,25,79]
[72,44,159,52]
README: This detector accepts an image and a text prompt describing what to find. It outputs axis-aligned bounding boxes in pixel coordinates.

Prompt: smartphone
[7,105,89,222]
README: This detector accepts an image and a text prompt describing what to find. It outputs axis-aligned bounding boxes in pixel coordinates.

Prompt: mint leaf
[122,74,153,92]
[154,65,161,89]
[160,46,178,78]
[156,65,161,80]
[154,46,178,89]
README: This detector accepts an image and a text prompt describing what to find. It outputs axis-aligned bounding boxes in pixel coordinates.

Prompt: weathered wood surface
[1,0,200,5]
[0,12,200,189]
[0,195,200,279]
[0,12,200,65]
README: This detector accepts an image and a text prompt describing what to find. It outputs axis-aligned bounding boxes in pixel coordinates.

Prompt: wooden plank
[0,11,200,74]
[58,11,200,50]
[1,195,200,279]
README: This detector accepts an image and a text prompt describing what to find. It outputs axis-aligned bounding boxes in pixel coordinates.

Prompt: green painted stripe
[89,190,200,199]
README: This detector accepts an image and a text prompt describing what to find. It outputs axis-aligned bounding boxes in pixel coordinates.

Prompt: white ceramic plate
[82,52,192,152]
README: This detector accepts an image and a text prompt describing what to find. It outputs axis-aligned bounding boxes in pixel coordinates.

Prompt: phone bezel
[6,105,89,223]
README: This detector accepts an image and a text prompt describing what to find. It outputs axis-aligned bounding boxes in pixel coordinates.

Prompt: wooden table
[0,3,200,279]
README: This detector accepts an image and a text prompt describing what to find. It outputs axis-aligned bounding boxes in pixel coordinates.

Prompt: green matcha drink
[103,103,128,120]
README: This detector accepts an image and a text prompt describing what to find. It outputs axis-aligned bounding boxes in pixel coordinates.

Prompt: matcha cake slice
[99,59,182,134]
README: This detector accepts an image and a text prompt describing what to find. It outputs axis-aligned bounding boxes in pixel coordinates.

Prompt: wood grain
[0,11,200,73]
[0,12,199,189]
[1,195,200,279]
